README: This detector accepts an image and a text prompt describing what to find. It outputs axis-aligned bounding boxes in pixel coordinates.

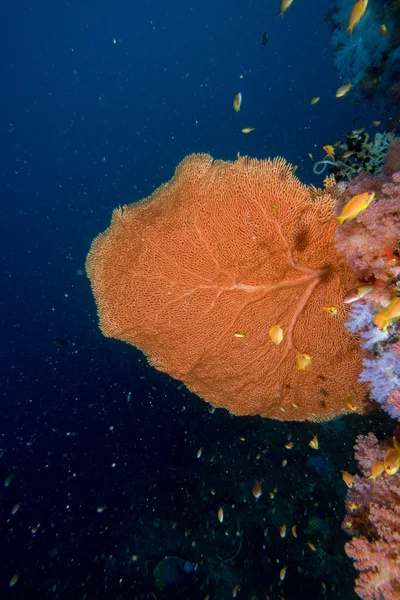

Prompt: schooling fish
[269,325,284,345]
[373,297,400,332]
[343,284,374,304]
[262,32,269,46]
[321,306,337,317]
[252,480,263,499]
[383,445,400,476]
[346,0,368,35]
[233,92,242,113]
[336,191,375,225]
[336,82,353,98]
[367,460,385,482]
[323,145,335,158]
[278,0,294,17]
[341,471,355,488]
[296,353,311,371]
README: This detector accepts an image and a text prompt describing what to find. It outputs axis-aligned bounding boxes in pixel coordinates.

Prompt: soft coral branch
[343,433,400,599]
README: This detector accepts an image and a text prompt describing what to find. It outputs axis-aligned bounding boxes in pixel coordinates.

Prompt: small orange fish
[291,165,298,175]
[232,584,241,598]
[383,444,400,476]
[233,332,246,338]
[309,435,319,450]
[269,325,284,345]
[342,150,354,159]
[252,479,263,499]
[379,24,387,36]
[321,306,337,317]
[280,524,287,538]
[279,565,287,581]
[307,541,317,551]
[336,82,353,98]
[282,459,287,467]
[296,353,311,371]
[346,0,368,35]
[233,92,242,112]
[345,395,358,412]
[218,507,224,522]
[310,97,320,105]
[241,127,256,134]
[341,470,355,488]
[336,191,375,225]
[323,145,335,158]
[373,297,400,332]
[343,284,374,304]
[291,524,297,537]
[279,0,294,17]
[285,441,294,449]
[367,460,385,482]
[308,153,314,160]
[372,120,381,126]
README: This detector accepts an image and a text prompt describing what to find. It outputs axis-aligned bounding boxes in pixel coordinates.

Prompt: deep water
[0,0,396,599]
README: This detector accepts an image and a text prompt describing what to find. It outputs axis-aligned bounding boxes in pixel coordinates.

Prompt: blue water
[0,0,393,598]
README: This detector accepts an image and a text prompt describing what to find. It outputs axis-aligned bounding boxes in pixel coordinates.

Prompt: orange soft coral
[86,154,369,421]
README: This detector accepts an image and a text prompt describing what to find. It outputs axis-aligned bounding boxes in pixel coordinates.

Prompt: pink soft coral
[384,138,400,177]
[343,433,400,599]
[334,170,400,280]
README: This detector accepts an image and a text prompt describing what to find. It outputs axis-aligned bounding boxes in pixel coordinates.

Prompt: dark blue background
[0,0,385,598]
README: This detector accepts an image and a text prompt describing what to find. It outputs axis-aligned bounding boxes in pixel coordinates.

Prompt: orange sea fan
[86,154,369,421]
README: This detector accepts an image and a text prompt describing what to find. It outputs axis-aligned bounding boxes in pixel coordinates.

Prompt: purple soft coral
[360,352,400,418]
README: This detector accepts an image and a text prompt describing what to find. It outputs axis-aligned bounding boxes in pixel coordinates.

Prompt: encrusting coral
[86,154,369,421]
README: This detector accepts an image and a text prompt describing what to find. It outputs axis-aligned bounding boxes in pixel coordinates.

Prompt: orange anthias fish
[341,471,355,488]
[373,297,400,332]
[269,325,284,345]
[233,92,242,113]
[383,444,400,475]
[279,0,294,17]
[345,395,358,412]
[310,97,320,105]
[379,24,388,36]
[336,191,375,225]
[252,480,263,499]
[367,460,385,482]
[336,82,353,98]
[309,435,319,450]
[296,353,311,371]
[346,0,368,35]
[241,127,256,134]
[323,145,335,158]
[321,306,337,317]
